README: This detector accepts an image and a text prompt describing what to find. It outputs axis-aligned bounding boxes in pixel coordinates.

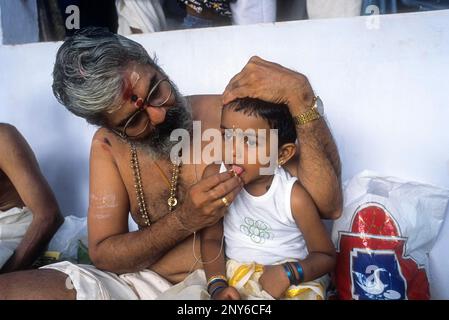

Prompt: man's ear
[278,143,297,166]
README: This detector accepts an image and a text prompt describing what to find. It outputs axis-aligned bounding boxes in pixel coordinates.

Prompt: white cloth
[222,164,308,265]
[157,269,210,300]
[307,0,362,19]
[41,261,173,300]
[230,0,277,25]
[0,207,33,268]
[116,0,167,36]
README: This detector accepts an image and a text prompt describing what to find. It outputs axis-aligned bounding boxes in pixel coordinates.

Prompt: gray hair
[52,27,161,126]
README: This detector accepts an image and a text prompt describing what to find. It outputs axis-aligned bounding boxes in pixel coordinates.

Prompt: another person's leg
[1,260,171,300]
[0,269,76,300]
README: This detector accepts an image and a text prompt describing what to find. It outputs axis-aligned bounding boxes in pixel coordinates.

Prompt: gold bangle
[207,274,228,287]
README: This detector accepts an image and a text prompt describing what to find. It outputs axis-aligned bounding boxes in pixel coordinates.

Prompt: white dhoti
[116,0,167,35]
[41,261,173,300]
[157,259,329,300]
[0,207,33,268]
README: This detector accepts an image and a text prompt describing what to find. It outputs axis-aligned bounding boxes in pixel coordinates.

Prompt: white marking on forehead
[130,71,141,88]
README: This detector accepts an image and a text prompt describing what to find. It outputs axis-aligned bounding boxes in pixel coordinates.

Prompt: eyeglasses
[113,78,173,139]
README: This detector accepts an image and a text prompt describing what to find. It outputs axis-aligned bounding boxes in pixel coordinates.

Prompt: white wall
[0,10,448,298]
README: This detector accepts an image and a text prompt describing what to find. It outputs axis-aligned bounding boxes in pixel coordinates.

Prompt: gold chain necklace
[130,143,181,226]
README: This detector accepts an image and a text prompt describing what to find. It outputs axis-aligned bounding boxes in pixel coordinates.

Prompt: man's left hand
[222,56,315,114]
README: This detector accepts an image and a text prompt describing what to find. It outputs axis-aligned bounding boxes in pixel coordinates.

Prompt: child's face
[220,108,277,185]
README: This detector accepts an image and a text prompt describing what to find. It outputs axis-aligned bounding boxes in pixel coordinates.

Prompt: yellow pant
[226,259,329,300]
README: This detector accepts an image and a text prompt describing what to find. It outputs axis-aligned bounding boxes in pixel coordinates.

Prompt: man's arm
[200,164,241,300]
[88,131,243,274]
[200,165,227,281]
[290,117,342,219]
[222,56,342,219]
[0,124,63,273]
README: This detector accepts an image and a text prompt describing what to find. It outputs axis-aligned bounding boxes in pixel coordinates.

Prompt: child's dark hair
[223,98,297,146]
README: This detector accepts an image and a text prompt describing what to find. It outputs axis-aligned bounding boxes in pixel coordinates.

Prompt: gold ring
[229,169,238,178]
[221,197,230,207]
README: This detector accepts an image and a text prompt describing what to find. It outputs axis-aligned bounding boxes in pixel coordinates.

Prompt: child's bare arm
[200,164,241,299]
[200,164,227,280]
[201,219,226,281]
[202,221,240,300]
[290,181,336,281]
[259,182,336,299]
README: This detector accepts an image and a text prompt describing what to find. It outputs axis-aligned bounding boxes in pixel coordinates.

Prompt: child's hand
[212,286,241,300]
[259,265,291,299]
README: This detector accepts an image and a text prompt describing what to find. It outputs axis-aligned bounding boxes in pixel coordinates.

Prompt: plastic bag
[0,246,14,269]
[47,215,88,263]
[332,171,449,300]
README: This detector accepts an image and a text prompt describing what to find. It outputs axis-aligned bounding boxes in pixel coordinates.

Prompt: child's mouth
[231,164,245,176]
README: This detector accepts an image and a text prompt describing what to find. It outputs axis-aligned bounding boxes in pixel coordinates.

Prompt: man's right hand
[178,170,243,232]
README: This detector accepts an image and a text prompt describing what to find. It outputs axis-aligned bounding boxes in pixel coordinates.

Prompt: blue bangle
[292,261,305,284]
[207,278,227,292]
[210,285,227,299]
[282,263,295,285]
[286,262,299,286]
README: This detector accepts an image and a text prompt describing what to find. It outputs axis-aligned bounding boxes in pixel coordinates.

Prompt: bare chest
[117,150,201,227]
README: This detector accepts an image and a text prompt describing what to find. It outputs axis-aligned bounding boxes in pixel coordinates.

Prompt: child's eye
[223,131,233,140]
[246,138,257,147]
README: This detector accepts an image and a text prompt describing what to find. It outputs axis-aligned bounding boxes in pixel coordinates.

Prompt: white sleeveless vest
[221,164,309,265]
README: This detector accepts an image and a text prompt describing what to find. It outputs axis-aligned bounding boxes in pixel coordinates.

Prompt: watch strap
[293,97,321,126]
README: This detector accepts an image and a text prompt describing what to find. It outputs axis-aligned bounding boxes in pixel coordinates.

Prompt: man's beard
[134,86,192,159]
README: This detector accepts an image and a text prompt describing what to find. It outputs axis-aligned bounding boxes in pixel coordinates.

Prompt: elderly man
[0,124,63,273]
[0,27,341,299]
